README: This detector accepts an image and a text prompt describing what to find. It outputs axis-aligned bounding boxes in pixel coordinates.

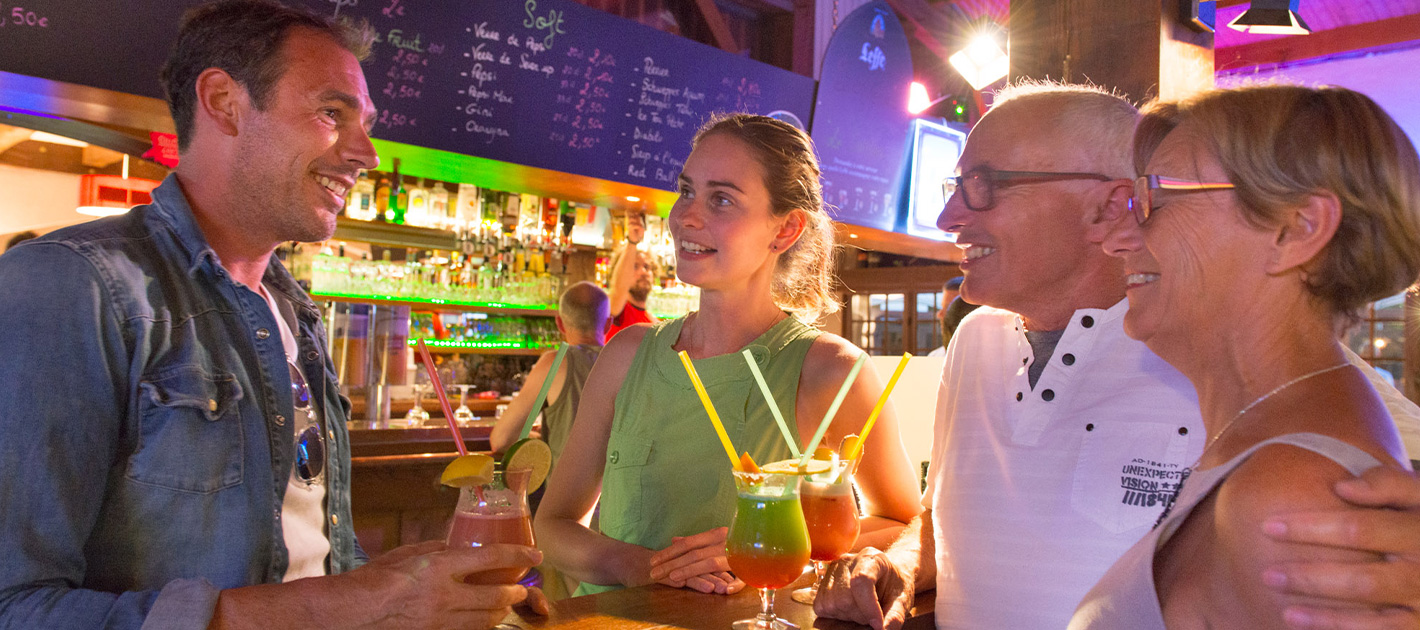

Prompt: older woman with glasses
[1070,84,1420,629]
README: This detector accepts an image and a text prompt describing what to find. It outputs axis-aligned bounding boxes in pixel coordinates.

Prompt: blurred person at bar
[491,280,609,474]
[0,1,542,628]
[537,114,922,596]
[3,230,37,252]
[814,82,1420,630]
[926,276,978,357]
[605,209,658,340]
[1070,84,1420,629]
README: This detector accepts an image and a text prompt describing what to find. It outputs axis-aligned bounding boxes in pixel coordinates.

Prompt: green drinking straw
[742,349,800,459]
[520,342,569,441]
[798,352,867,466]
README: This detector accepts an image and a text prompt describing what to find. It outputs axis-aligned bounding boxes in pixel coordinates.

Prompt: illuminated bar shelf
[312,292,556,317]
[407,338,552,356]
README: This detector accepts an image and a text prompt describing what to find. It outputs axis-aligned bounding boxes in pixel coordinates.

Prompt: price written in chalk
[387,67,425,83]
[0,5,50,27]
[391,49,429,67]
[377,110,417,128]
[383,83,422,99]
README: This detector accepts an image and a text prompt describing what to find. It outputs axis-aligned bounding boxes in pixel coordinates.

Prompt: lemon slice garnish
[440,453,495,487]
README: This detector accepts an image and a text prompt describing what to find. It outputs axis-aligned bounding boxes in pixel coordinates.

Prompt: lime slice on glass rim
[501,438,552,492]
[440,453,496,488]
[760,458,833,475]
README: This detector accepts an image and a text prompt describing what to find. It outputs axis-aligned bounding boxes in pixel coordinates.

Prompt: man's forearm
[881,509,935,593]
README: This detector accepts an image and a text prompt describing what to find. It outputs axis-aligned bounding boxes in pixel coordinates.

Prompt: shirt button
[609,451,620,464]
[275,414,287,426]
[256,328,271,339]
[1178,427,1189,435]
[208,399,218,412]
[1041,389,1056,402]
[1086,423,1095,431]
[1081,316,1095,328]
[1015,392,1023,401]
[330,514,339,526]
[328,429,336,440]
[306,350,319,361]
[1062,353,1076,366]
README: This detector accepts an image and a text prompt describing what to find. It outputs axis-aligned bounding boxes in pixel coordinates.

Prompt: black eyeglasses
[943,168,1113,211]
[1129,175,1236,225]
[289,362,326,486]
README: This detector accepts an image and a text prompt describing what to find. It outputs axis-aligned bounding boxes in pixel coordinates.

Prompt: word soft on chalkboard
[0,0,814,193]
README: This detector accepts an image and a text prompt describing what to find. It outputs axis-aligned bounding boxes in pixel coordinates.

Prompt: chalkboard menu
[810,1,914,232]
[0,0,815,192]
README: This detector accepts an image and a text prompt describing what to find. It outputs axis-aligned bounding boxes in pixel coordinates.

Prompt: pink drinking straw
[416,339,467,456]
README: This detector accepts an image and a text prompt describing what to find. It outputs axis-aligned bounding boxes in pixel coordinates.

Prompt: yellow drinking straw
[678,350,744,472]
[798,352,867,466]
[843,352,912,462]
[742,349,801,459]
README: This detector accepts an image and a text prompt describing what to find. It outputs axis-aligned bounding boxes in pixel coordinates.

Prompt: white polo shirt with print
[925,299,1204,630]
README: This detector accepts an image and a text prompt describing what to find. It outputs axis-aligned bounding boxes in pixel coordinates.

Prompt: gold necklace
[1196,362,1352,464]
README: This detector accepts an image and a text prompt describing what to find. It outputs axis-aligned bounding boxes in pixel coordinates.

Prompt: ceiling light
[949,33,1009,91]
[1228,0,1310,35]
[29,130,88,147]
[76,206,130,217]
[626,196,640,202]
[908,82,932,114]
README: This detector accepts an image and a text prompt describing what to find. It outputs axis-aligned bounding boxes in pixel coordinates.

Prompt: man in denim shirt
[0,2,543,628]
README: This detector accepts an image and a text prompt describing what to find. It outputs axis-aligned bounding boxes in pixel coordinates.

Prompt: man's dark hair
[159,0,374,152]
[4,231,37,251]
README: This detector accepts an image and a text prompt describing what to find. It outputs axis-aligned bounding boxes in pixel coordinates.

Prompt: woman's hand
[648,527,745,594]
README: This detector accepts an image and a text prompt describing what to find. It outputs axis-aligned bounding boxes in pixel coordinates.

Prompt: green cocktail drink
[726,471,810,630]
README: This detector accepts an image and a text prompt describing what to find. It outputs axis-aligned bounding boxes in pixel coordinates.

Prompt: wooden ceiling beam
[1216,12,1420,70]
[690,0,741,53]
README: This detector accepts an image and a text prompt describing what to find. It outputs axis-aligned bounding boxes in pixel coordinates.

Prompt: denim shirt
[0,175,360,630]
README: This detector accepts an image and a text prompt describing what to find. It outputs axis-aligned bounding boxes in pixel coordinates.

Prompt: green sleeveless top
[579,314,818,594]
[541,343,601,477]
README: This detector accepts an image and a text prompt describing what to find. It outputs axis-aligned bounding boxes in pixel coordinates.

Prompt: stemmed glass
[454,384,476,425]
[446,468,536,630]
[403,377,428,431]
[790,459,860,604]
[726,471,811,630]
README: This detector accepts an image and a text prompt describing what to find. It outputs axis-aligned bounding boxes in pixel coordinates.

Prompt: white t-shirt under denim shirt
[260,284,330,581]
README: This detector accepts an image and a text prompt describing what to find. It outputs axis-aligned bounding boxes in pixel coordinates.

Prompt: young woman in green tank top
[536,115,924,596]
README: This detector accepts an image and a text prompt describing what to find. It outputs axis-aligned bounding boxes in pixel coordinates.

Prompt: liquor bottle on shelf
[390,162,407,225]
[431,181,451,227]
[372,173,391,223]
[408,178,430,227]
[346,174,376,221]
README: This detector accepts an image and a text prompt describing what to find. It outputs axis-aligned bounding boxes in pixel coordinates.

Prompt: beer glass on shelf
[790,460,859,604]
[726,471,811,630]
[446,468,536,583]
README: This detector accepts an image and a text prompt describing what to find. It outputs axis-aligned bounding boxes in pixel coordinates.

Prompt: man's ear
[1085,180,1135,243]
[771,209,808,252]
[1265,191,1341,276]
[193,68,248,139]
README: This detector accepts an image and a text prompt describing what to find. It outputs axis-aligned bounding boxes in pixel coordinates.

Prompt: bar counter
[503,577,937,630]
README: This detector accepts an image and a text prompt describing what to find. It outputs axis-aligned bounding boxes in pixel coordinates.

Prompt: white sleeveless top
[1068,433,1385,630]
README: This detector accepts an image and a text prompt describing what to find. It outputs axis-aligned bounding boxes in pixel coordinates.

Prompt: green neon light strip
[410,339,555,350]
[311,290,554,311]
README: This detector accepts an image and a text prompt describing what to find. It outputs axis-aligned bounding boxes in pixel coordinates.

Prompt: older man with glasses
[815,81,1420,630]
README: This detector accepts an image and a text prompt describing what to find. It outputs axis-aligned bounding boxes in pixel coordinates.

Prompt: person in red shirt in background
[606,210,658,339]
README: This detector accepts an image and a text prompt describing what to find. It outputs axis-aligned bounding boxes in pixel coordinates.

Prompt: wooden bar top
[502,580,936,630]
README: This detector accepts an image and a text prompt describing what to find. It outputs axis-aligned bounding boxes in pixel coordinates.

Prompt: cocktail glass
[447,468,536,583]
[454,385,476,425]
[727,471,811,630]
[790,461,860,605]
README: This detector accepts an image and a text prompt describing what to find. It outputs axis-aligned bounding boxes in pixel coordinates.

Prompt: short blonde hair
[1134,84,1420,319]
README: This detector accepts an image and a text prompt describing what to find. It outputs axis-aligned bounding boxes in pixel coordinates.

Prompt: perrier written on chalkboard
[0,0,815,193]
